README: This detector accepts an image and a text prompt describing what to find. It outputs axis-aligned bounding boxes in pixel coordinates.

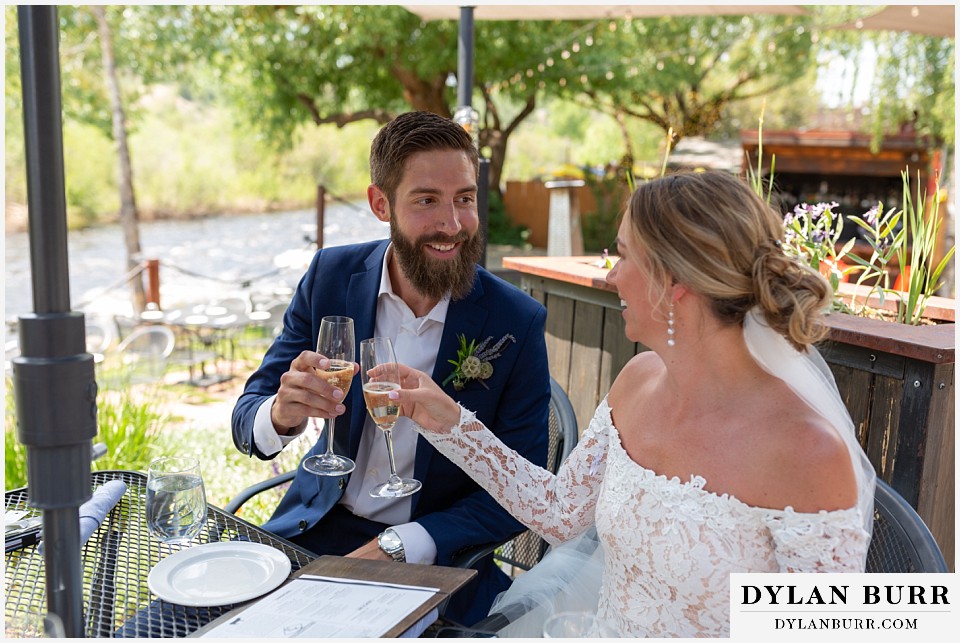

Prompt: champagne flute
[360,337,421,498]
[302,316,356,476]
[146,456,207,545]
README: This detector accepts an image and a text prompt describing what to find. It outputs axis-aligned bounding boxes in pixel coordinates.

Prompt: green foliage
[562,14,815,141]
[485,191,529,247]
[5,379,28,488]
[891,172,956,324]
[92,387,169,473]
[63,122,120,228]
[748,121,955,325]
[581,174,629,254]
[4,377,171,490]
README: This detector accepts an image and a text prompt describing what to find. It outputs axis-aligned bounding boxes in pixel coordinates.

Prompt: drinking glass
[146,456,207,545]
[360,337,421,498]
[542,611,618,638]
[302,315,357,476]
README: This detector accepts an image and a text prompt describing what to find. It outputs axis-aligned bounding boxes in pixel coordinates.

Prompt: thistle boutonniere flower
[443,333,516,391]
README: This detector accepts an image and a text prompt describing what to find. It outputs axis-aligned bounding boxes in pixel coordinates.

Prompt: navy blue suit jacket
[231,240,550,623]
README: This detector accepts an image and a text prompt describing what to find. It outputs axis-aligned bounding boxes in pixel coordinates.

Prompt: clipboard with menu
[193,555,477,638]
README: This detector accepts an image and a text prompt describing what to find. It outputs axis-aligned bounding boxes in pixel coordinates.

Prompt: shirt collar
[379,244,450,325]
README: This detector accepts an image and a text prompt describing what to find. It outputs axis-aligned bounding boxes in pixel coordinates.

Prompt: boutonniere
[443,333,516,391]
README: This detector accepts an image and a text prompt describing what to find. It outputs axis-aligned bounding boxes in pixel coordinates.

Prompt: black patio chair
[865,478,949,573]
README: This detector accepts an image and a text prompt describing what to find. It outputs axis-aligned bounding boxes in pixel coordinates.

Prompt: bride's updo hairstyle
[626,170,831,350]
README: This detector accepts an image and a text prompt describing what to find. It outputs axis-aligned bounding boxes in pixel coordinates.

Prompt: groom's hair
[369,111,479,209]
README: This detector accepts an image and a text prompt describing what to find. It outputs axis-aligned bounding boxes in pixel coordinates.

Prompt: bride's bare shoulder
[608,352,661,404]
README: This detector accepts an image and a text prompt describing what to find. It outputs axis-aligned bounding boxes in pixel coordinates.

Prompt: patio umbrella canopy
[835,4,956,39]
[404,4,809,21]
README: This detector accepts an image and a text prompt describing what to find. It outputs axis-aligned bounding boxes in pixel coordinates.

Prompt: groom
[231,111,551,625]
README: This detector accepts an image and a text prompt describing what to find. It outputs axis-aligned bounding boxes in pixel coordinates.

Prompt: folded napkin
[38,480,127,553]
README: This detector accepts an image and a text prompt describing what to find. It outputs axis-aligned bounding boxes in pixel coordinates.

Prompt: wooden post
[316,185,325,249]
[145,258,160,309]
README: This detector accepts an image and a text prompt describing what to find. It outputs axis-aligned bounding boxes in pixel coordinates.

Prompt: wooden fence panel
[569,300,605,431]
[544,292,574,393]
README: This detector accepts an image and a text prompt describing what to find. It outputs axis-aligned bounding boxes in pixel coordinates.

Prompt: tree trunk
[479,91,537,200]
[93,6,146,314]
[614,109,635,162]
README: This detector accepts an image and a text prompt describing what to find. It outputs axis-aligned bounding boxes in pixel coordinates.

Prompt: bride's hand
[385,364,461,433]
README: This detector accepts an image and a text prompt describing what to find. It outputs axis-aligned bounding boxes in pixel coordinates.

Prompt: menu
[200,575,439,638]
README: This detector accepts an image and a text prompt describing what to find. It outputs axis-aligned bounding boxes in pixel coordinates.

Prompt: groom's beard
[389,222,483,301]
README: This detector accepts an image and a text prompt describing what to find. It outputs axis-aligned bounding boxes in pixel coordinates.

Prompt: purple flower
[810,202,839,220]
[810,230,827,244]
[863,203,880,227]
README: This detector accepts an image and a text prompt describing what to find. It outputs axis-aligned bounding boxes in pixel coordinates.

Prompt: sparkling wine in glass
[360,337,421,498]
[146,456,207,545]
[302,316,357,476]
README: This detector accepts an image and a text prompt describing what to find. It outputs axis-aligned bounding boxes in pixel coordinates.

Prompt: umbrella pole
[15,6,97,637]
[456,6,489,267]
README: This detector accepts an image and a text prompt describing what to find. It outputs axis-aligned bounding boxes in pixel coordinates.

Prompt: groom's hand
[271,351,357,433]
[345,537,391,561]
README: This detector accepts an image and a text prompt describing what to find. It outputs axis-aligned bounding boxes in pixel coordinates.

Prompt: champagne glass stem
[325,416,337,458]
[382,429,403,489]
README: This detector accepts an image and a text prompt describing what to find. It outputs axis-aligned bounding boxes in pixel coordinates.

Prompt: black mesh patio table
[5,470,316,638]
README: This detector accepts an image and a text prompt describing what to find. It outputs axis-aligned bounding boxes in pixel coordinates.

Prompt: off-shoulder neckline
[597,397,860,520]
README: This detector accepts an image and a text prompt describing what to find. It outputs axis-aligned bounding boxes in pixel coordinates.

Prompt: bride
[386,170,875,637]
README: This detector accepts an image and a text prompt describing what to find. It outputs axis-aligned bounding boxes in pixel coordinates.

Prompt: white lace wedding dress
[417,396,871,637]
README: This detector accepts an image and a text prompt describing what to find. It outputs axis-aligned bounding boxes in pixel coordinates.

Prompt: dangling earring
[666,301,676,347]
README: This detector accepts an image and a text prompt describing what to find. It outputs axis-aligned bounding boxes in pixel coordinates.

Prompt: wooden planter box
[503,255,955,571]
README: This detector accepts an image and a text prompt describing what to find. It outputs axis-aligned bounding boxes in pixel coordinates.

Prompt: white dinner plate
[147,541,292,607]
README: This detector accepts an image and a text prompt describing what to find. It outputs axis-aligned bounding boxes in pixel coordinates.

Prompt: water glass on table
[542,611,618,637]
[360,336,421,498]
[146,456,207,545]
[302,315,357,476]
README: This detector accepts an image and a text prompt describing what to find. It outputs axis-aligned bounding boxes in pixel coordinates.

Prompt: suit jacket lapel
[412,274,487,513]
[345,242,388,456]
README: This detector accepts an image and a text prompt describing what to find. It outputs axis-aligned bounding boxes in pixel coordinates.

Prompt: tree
[91,5,146,312]
[176,5,598,196]
[550,14,816,148]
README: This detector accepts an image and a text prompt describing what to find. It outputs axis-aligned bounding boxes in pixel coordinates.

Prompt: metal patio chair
[115,325,176,385]
[865,478,949,573]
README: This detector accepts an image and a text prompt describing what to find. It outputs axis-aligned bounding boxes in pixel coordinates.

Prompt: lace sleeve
[764,508,870,572]
[414,401,613,546]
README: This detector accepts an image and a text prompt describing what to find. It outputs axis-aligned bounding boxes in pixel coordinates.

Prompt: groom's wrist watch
[377,528,406,563]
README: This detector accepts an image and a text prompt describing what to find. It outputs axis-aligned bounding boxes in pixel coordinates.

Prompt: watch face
[379,531,402,552]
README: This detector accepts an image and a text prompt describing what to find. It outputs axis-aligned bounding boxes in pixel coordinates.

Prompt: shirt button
[298,520,308,531]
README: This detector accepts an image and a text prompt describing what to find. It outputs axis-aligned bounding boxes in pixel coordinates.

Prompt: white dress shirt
[252,245,448,563]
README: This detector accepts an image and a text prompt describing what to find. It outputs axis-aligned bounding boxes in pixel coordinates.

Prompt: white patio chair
[115,325,176,385]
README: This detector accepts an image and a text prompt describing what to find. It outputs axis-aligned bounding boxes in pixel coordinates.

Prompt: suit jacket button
[298,520,308,531]
[338,478,346,490]
[241,441,249,454]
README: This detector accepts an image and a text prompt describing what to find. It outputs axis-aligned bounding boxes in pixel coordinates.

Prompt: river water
[4,201,389,346]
